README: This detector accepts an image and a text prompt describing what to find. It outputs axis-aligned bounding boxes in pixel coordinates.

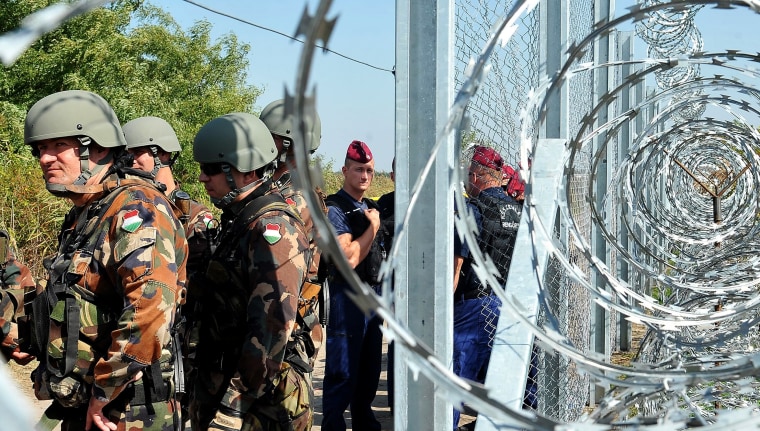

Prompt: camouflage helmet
[123,116,182,153]
[24,90,125,148]
[193,112,277,173]
[259,99,322,152]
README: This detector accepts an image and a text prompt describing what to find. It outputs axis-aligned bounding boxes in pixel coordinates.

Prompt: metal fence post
[617,30,635,352]
[395,0,455,430]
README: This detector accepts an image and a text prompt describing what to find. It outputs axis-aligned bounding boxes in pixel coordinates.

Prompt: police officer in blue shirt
[322,140,386,431]
[453,146,523,430]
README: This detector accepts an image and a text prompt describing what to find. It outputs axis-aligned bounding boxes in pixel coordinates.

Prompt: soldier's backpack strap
[231,180,302,236]
[33,185,128,379]
[236,194,302,232]
[0,230,9,288]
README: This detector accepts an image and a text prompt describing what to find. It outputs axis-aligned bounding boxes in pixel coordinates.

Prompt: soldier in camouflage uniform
[24,90,188,431]
[0,229,37,365]
[189,112,313,431]
[123,115,215,418]
[123,116,215,274]
[260,99,324,362]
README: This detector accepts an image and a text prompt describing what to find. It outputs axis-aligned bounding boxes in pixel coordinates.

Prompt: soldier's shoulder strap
[236,193,303,234]
[313,186,329,214]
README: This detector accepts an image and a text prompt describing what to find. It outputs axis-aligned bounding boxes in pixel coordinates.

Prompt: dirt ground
[5,358,53,430]
[611,324,646,366]
[5,325,645,430]
[4,340,394,431]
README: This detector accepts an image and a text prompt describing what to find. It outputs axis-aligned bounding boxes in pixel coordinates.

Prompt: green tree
[0,0,262,272]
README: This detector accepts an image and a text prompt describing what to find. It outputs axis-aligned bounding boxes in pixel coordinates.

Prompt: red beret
[502,164,516,185]
[505,165,525,198]
[472,145,503,171]
[346,140,373,163]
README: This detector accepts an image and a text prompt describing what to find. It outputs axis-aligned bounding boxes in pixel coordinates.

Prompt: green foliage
[368,172,394,199]
[0,0,260,183]
[460,128,494,151]
[0,1,261,274]
[0,157,68,276]
[460,129,479,150]
[0,102,26,158]
[313,155,343,195]
[650,285,673,304]
[312,155,395,198]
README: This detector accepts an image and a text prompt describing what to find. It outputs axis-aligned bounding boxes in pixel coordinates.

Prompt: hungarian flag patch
[263,223,282,244]
[203,213,214,229]
[121,209,143,233]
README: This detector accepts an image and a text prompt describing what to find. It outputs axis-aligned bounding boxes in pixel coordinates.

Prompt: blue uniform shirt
[327,188,369,237]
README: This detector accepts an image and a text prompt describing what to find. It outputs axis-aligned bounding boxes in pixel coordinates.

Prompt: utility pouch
[46,374,89,408]
[297,281,321,329]
[16,314,37,355]
[173,190,192,224]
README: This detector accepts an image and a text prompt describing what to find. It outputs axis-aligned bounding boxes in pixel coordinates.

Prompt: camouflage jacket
[168,188,214,279]
[36,173,188,403]
[274,171,326,280]
[195,183,309,403]
[0,233,36,352]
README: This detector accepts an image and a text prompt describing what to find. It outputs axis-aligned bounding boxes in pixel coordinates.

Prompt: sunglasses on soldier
[200,163,225,176]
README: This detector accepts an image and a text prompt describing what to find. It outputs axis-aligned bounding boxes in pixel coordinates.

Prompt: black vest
[324,192,388,285]
[377,191,395,250]
[460,191,522,292]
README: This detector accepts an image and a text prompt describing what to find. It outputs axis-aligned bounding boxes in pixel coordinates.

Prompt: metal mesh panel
[538,212,593,421]
[455,0,596,423]
[563,3,596,416]
[454,0,539,160]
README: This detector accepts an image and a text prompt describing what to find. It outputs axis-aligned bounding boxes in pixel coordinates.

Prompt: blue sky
[146,1,760,172]
[148,0,397,172]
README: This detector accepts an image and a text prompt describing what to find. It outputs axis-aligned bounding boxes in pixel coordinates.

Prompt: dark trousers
[452,295,501,429]
[387,340,394,410]
[321,284,383,431]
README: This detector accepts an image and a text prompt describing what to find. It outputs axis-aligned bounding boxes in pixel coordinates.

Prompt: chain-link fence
[454,0,599,423]
[454,0,539,160]
[10,1,760,430]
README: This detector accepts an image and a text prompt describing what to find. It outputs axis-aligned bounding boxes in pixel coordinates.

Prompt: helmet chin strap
[74,137,92,185]
[148,146,179,177]
[212,164,275,209]
[278,137,291,164]
[46,138,113,197]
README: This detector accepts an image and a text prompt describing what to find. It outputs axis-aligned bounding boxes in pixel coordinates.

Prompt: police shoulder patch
[121,209,143,233]
[263,223,282,244]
